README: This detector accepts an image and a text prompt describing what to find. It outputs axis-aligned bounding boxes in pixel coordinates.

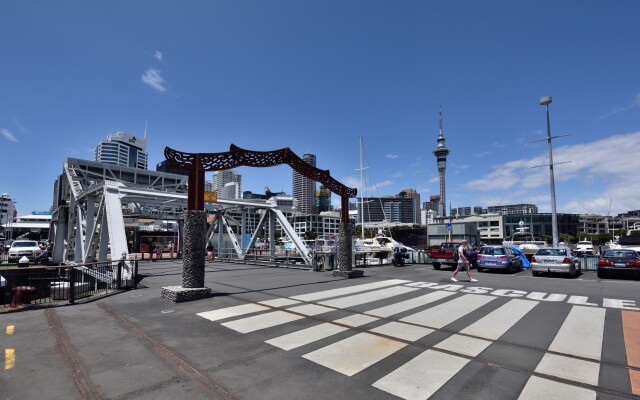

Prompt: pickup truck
[427,242,477,270]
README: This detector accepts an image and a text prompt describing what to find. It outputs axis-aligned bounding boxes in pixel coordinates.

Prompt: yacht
[503,222,547,258]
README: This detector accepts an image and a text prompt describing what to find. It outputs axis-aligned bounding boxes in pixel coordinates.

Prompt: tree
[304,229,317,241]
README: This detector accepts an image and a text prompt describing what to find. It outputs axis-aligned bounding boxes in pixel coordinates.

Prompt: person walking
[451,239,477,282]
[207,243,214,263]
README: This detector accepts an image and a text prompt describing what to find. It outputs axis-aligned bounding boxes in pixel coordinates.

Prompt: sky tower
[432,107,449,217]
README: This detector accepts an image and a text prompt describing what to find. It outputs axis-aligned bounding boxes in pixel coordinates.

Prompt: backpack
[453,247,460,262]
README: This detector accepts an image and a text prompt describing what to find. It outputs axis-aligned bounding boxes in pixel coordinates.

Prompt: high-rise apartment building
[212,170,242,199]
[292,153,317,215]
[398,189,421,224]
[94,131,148,169]
[221,182,241,199]
[0,193,17,232]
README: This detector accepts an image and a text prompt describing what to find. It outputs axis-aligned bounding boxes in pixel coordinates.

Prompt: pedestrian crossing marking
[290,279,410,302]
[535,353,600,386]
[197,303,269,322]
[433,334,492,358]
[285,304,334,316]
[400,294,495,329]
[4,348,15,370]
[258,298,301,307]
[460,299,538,340]
[370,322,434,342]
[303,332,408,377]
[318,286,419,309]
[265,314,379,351]
[266,323,349,351]
[372,349,469,400]
[6,325,14,335]
[548,306,605,361]
[195,278,639,397]
[366,290,455,318]
[221,311,305,333]
[518,376,596,400]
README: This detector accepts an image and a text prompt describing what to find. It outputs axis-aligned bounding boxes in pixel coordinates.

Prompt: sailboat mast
[360,136,365,240]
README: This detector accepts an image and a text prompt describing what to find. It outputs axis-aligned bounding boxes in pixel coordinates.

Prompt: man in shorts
[451,239,478,282]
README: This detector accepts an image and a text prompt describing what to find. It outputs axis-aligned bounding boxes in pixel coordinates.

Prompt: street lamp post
[540,96,559,247]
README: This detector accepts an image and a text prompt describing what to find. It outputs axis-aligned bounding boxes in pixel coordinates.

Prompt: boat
[503,221,547,258]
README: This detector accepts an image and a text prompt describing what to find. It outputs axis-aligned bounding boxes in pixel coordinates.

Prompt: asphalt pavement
[1,260,639,399]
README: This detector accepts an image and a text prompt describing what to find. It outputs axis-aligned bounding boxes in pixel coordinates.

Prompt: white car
[8,240,42,262]
[575,240,594,254]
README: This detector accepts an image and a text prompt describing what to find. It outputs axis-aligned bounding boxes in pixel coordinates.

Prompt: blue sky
[2,1,640,217]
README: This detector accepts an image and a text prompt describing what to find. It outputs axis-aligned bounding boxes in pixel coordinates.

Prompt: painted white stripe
[535,353,600,386]
[266,323,349,351]
[333,314,379,327]
[366,290,456,318]
[518,376,596,400]
[319,286,419,309]
[372,349,469,400]
[548,306,606,360]
[460,299,538,340]
[370,322,434,342]
[265,314,380,351]
[259,298,301,307]
[221,311,304,333]
[286,304,335,316]
[434,334,492,358]
[400,294,495,329]
[291,279,410,302]
[303,332,407,376]
[197,304,269,322]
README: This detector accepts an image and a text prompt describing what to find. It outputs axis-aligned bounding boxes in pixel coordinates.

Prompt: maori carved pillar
[332,192,363,279]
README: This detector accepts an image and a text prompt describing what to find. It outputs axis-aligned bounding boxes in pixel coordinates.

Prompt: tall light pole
[540,96,559,247]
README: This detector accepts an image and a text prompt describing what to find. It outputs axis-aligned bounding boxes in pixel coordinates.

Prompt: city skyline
[2,2,640,217]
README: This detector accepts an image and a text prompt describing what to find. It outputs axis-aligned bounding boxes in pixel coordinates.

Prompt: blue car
[476,245,523,273]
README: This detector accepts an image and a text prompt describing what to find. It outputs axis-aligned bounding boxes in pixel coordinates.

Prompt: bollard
[116,261,122,289]
[69,267,76,304]
[134,257,139,285]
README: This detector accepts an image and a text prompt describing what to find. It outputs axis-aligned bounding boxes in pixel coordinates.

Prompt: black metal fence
[0,258,138,310]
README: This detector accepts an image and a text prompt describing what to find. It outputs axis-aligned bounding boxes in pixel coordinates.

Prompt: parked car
[7,240,43,263]
[476,245,523,273]
[597,248,640,278]
[530,246,581,278]
[575,240,594,254]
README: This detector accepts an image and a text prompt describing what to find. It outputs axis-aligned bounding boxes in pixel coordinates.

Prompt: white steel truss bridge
[49,158,312,283]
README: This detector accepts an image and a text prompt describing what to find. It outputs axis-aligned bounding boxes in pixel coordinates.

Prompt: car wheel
[507,262,513,274]
[569,265,577,279]
[477,267,483,272]
[433,263,441,270]
[532,270,540,277]
[597,270,606,279]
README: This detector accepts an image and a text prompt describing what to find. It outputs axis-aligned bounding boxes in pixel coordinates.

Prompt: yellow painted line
[6,325,14,335]
[5,348,15,369]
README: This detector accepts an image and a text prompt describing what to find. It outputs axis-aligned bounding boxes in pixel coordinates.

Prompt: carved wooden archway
[164,144,357,222]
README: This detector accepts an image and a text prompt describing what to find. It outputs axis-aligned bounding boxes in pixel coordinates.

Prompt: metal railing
[577,254,600,271]
[1,258,138,310]
[215,247,431,270]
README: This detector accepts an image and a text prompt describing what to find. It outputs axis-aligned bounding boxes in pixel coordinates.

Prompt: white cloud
[474,151,490,158]
[141,68,167,92]
[391,171,402,178]
[1,128,18,142]
[154,50,163,61]
[599,93,640,119]
[463,130,640,215]
[386,153,398,159]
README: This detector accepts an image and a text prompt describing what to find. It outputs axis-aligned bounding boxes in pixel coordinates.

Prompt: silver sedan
[531,246,582,278]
